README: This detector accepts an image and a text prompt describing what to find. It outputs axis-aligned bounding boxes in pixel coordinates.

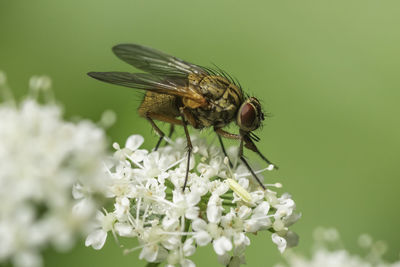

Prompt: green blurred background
[1,0,399,266]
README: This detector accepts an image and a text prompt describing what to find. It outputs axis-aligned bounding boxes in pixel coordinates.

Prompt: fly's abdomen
[138,91,180,117]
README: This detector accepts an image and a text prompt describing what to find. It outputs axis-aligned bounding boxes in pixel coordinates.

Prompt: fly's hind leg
[162,124,175,146]
[168,124,175,138]
[180,108,194,192]
[138,92,181,150]
[144,113,183,151]
[145,115,165,151]
[147,108,192,192]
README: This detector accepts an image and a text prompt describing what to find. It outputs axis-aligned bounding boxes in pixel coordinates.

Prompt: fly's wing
[112,44,208,77]
[87,72,206,104]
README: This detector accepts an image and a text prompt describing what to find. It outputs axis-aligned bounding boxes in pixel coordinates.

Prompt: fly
[88,44,278,191]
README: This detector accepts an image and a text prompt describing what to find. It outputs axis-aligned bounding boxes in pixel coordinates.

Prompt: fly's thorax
[188,75,244,129]
[198,75,229,99]
[188,73,202,86]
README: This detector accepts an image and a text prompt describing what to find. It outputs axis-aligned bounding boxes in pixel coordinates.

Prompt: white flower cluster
[0,73,110,267]
[275,227,400,267]
[86,134,301,266]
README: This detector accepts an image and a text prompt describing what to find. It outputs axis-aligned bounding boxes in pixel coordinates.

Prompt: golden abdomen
[138,91,180,117]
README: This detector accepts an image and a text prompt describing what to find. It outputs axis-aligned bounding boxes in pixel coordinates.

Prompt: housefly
[88,44,277,191]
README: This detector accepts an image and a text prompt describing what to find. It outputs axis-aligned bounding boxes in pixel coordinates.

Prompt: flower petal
[213,236,233,255]
[192,219,207,231]
[85,229,107,250]
[125,135,144,151]
[272,233,287,253]
[194,231,212,246]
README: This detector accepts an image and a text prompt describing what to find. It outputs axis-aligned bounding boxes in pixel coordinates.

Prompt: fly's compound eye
[238,101,259,132]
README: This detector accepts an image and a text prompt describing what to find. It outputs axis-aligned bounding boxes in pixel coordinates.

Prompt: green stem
[222,201,236,207]
[145,263,160,267]
[181,218,191,243]
[220,195,234,200]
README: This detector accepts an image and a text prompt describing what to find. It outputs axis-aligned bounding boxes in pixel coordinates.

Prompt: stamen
[224,157,235,179]
[223,156,230,165]
[112,142,120,150]
[123,240,162,255]
[163,136,174,145]
[148,195,177,208]
[181,216,185,232]
[111,228,121,247]
[102,162,113,176]
[142,203,150,221]
[252,215,274,220]
[136,198,142,226]
[128,213,137,228]
[126,153,144,169]
[162,157,186,172]
[265,182,282,188]
[160,231,194,236]
[237,166,272,178]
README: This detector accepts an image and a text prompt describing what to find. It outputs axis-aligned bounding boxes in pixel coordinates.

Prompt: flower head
[89,133,301,266]
[0,73,110,267]
[275,227,400,267]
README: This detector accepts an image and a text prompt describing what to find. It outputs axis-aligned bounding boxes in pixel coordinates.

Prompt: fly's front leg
[241,131,278,170]
[180,109,193,192]
[238,138,266,190]
[215,127,266,189]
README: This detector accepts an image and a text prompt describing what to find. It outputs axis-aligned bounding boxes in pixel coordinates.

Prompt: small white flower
[272,233,287,253]
[192,219,213,246]
[169,190,201,220]
[213,236,233,256]
[207,194,223,224]
[139,243,168,263]
[244,201,272,233]
[183,238,196,257]
[85,211,115,250]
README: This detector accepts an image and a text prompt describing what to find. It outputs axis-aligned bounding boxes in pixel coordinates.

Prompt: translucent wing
[112,44,208,77]
[87,71,206,103]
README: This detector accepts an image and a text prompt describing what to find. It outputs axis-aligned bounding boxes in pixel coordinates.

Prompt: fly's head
[237,97,264,133]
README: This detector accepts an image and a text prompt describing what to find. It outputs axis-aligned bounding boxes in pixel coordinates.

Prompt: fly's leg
[145,113,183,151]
[214,127,266,189]
[217,134,233,168]
[181,113,192,192]
[168,124,175,138]
[238,138,266,190]
[214,127,241,140]
[241,131,278,170]
[163,124,175,146]
[146,115,165,151]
